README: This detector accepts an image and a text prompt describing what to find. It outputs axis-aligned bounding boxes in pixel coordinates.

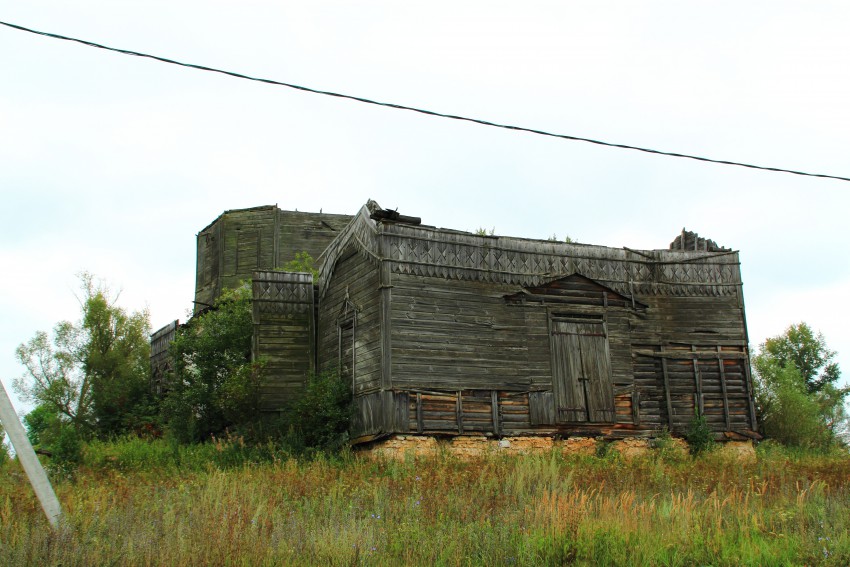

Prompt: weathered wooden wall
[317,246,383,391]
[318,206,757,442]
[252,271,315,412]
[195,206,351,310]
[390,274,534,392]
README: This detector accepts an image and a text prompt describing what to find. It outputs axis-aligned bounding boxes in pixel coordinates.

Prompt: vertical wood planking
[456,391,464,434]
[491,390,501,436]
[631,389,640,425]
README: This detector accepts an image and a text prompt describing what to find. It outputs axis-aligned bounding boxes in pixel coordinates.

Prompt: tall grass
[1,439,848,565]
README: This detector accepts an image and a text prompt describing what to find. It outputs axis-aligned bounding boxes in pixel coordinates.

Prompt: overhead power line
[2,19,848,183]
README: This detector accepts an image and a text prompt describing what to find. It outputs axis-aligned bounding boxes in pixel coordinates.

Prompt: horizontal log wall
[390,274,537,391]
[627,292,755,435]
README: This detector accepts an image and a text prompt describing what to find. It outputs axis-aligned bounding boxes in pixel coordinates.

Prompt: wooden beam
[742,352,758,430]
[456,391,464,434]
[416,392,423,434]
[661,356,674,430]
[491,390,501,436]
[716,346,731,431]
[692,345,703,416]
[631,390,640,426]
[0,382,62,529]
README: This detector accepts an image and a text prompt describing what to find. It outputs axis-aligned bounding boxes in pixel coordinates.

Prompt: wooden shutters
[550,319,615,423]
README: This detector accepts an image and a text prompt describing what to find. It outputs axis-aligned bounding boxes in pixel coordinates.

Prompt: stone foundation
[359,434,754,461]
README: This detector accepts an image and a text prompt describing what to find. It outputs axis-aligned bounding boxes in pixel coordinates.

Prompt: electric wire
[2,19,848,183]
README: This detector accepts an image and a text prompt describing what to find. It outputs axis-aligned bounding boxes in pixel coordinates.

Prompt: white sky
[1,2,848,416]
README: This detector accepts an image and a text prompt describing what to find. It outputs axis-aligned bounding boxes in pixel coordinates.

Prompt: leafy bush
[756,362,835,450]
[162,283,264,443]
[283,370,353,454]
[685,411,716,455]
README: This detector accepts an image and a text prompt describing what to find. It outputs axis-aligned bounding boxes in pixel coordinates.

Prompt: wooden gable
[504,273,643,308]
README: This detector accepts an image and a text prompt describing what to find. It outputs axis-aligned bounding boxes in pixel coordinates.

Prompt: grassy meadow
[1,438,849,566]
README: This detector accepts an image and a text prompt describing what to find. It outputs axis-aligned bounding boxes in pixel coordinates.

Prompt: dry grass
[1,440,849,565]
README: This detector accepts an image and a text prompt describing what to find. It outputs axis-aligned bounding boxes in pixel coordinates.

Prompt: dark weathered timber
[195,205,352,311]
[179,202,758,443]
[150,320,179,395]
[252,271,315,411]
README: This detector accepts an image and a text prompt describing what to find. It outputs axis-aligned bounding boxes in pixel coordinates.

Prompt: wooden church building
[152,201,760,444]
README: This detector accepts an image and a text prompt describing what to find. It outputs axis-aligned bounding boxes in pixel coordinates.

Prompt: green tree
[162,283,264,442]
[758,322,840,393]
[14,273,154,439]
[280,251,319,279]
[82,277,156,436]
[753,323,848,450]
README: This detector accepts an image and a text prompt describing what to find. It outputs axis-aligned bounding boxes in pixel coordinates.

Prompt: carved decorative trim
[318,205,742,298]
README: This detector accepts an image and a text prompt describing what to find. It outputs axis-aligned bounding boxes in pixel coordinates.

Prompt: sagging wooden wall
[252,271,315,411]
[377,270,755,440]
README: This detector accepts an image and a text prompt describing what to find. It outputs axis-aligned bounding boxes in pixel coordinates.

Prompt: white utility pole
[0,380,62,528]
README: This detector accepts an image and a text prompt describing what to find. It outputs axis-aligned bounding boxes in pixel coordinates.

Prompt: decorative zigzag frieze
[318,205,742,298]
[252,271,314,314]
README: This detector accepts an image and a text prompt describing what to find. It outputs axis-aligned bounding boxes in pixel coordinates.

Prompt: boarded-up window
[550,318,615,423]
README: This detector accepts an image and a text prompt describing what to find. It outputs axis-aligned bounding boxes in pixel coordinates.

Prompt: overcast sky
[1,2,848,416]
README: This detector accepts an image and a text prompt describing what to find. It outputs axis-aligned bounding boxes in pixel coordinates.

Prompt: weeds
[1,439,848,565]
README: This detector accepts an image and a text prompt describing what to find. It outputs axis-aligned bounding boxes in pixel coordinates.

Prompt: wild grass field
[1,438,848,566]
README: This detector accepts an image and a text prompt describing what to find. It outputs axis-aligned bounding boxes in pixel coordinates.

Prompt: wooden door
[551,320,615,423]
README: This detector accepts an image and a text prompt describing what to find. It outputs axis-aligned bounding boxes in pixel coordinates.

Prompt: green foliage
[547,233,574,243]
[685,411,716,455]
[756,322,840,393]
[0,424,8,466]
[753,323,848,450]
[280,251,319,279]
[283,370,353,454]
[163,283,264,443]
[50,425,83,474]
[755,362,838,450]
[14,273,154,440]
[474,226,495,236]
[4,444,850,565]
[82,276,157,436]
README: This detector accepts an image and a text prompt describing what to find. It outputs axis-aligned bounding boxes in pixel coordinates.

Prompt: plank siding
[252,272,315,411]
[195,206,352,312]
[390,274,532,391]
[186,203,757,444]
[317,248,382,400]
